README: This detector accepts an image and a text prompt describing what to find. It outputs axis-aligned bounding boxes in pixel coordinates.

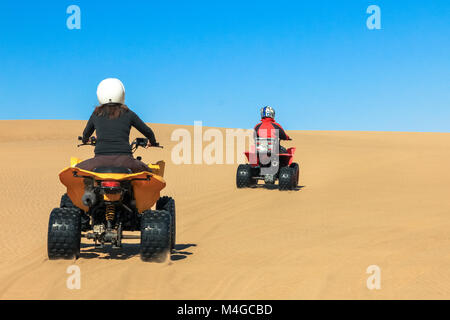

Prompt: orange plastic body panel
[59,167,166,213]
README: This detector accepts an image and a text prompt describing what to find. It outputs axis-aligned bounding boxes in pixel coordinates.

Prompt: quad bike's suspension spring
[105,204,115,221]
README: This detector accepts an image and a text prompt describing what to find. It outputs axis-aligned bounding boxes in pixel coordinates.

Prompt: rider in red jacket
[254,106,291,153]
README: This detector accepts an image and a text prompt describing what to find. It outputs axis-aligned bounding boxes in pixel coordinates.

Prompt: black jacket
[82,110,157,155]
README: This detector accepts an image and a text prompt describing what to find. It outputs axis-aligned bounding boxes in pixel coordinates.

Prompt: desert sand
[1,120,450,299]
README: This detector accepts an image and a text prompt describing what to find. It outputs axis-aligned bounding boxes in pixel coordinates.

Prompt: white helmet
[96,78,125,105]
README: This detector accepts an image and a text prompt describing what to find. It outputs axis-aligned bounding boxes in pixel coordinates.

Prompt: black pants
[76,154,151,173]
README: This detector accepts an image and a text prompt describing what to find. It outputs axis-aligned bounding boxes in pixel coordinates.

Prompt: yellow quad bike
[47,137,175,262]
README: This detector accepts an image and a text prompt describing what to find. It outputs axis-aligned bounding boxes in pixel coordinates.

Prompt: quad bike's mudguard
[59,165,166,213]
[245,146,296,167]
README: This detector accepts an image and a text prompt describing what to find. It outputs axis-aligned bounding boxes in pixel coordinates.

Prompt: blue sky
[0,0,448,131]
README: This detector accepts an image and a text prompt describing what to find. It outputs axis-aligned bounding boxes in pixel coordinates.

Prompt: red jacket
[254,118,290,140]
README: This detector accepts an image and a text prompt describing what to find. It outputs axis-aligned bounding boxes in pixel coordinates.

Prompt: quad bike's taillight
[101,181,122,198]
[101,181,121,188]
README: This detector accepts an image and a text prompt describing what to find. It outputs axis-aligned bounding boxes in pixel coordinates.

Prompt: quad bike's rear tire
[289,162,300,188]
[60,193,75,208]
[156,196,176,251]
[278,166,295,191]
[47,208,81,260]
[60,193,90,231]
[236,164,256,188]
[140,210,172,262]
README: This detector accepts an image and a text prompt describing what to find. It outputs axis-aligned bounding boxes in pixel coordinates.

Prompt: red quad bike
[236,138,299,191]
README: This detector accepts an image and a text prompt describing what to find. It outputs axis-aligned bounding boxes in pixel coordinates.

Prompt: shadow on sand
[251,184,305,191]
[80,243,197,261]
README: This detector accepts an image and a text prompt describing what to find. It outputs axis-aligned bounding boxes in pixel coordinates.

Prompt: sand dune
[1,120,450,299]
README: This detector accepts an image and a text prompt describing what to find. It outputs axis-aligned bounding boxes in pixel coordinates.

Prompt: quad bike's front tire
[278,166,295,191]
[156,196,176,251]
[47,208,81,260]
[140,210,172,262]
[236,164,256,188]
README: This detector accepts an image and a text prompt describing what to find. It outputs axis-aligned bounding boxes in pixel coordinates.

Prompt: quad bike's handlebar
[77,136,97,147]
[131,137,164,152]
[77,136,163,152]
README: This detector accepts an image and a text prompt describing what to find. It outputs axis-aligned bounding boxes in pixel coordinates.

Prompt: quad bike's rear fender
[244,146,296,167]
[59,167,166,213]
[244,145,259,167]
[69,157,166,177]
[281,147,296,166]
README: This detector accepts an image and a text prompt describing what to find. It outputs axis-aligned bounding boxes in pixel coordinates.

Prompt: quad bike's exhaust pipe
[82,178,97,207]
[82,191,97,207]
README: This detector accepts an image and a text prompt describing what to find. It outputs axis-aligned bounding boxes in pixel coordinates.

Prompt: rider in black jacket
[76,78,159,173]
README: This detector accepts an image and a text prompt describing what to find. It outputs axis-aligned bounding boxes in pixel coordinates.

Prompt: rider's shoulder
[272,121,284,128]
[254,121,263,129]
[125,108,137,118]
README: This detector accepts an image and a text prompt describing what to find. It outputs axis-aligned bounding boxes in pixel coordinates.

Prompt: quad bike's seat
[93,166,132,174]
